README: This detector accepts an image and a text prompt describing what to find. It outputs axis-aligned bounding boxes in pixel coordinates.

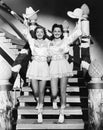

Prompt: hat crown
[81,4,90,15]
[26,7,35,15]
[73,8,83,17]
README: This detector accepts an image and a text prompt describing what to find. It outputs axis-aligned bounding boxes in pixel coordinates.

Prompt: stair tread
[18,106,82,115]
[17,119,84,129]
[16,70,85,130]
[68,77,82,82]
[18,95,81,103]
[25,77,84,85]
[22,86,83,93]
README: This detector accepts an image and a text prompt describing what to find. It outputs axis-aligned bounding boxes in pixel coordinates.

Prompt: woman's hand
[23,18,29,27]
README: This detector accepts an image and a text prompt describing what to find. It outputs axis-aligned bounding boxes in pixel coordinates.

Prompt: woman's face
[53,27,62,39]
[36,28,44,40]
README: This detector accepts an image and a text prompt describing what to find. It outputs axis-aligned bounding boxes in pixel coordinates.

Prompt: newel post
[88,59,103,130]
[0,58,13,130]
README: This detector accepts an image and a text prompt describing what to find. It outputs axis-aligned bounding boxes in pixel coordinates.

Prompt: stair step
[22,86,80,93]
[68,78,78,82]
[68,78,84,83]
[26,77,84,84]
[72,70,83,77]
[18,106,82,115]
[18,95,81,103]
[71,70,78,75]
[16,70,86,130]
[16,119,84,129]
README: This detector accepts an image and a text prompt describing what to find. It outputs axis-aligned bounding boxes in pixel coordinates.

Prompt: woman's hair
[33,26,47,40]
[50,24,64,40]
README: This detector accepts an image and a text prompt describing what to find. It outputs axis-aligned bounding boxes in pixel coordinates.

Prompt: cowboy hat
[23,6,39,18]
[67,8,83,19]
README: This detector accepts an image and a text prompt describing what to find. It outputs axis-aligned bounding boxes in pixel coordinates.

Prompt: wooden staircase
[16,71,87,130]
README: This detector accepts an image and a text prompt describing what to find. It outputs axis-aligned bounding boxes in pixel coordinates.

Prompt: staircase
[16,71,87,130]
[0,30,88,130]
[0,28,25,65]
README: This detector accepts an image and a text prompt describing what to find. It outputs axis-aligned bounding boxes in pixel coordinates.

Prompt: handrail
[0,14,27,44]
[0,28,25,46]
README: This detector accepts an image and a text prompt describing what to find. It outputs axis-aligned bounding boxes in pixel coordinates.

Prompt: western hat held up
[23,6,39,18]
[67,8,83,19]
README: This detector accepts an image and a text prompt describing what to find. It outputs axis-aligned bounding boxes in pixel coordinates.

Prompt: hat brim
[67,11,81,19]
[23,10,39,18]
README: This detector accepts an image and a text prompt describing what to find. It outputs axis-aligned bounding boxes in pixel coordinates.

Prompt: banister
[0,28,25,46]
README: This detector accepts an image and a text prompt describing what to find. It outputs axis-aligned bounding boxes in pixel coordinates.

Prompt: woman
[26,26,50,123]
[49,19,82,123]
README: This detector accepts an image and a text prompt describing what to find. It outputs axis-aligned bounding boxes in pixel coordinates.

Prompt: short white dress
[49,29,82,78]
[26,38,50,80]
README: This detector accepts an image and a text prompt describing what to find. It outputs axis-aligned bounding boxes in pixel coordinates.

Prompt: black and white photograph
[0,0,103,130]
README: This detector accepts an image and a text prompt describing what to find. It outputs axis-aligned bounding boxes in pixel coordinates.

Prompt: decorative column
[88,59,103,130]
[0,58,13,130]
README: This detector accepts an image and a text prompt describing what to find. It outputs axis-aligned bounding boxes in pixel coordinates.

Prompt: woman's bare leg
[60,77,68,107]
[31,79,39,101]
[37,80,46,123]
[58,76,68,123]
[51,78,58,109]
[39,80,46,107]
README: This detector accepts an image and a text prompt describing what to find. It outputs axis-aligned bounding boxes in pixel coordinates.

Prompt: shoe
[58,107,65,123]
[35,103,39,109]
[38,112,43,123]
[36,103,43,109]
[58,113,64,123]
[37,104,43,123]
[61,105,65,109]
[39,103,43,109]
[53,100,58,109]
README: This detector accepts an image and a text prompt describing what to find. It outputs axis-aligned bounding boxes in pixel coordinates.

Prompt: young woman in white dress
[49,19,82,123]
[26,26,50,123]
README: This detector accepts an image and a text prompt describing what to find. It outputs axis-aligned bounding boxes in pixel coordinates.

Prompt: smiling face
[52,27,62,39]
[36,28,45,40]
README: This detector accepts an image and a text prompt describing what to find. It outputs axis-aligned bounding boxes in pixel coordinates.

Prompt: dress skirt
[50,56,73,78]
[26,58,50,80]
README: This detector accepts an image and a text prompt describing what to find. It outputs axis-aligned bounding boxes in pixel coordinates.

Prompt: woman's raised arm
[65,18,82,45]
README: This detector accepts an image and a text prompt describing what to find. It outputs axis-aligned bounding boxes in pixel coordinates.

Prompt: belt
[52,55,65,60]
[32,55,47,62]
